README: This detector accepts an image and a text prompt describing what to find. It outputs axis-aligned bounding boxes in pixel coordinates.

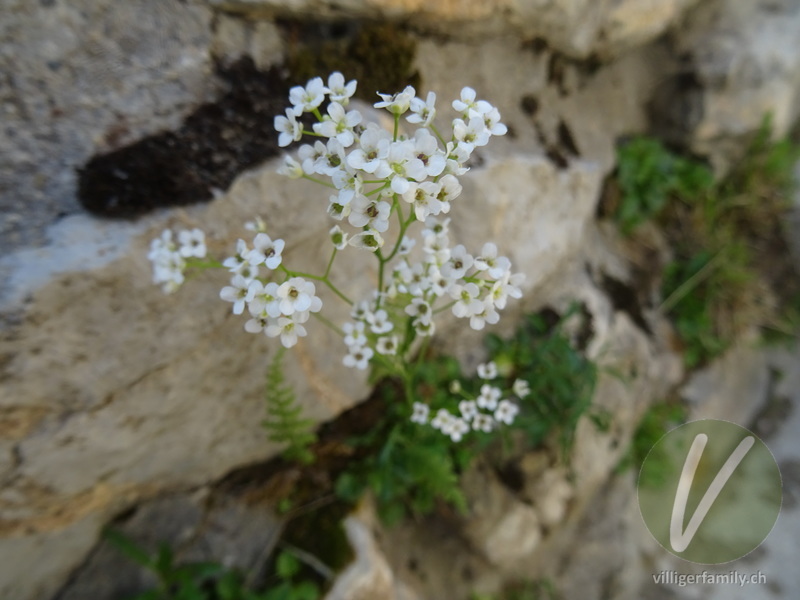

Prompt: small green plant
[612,121,800,367]
[262,348,317,465]
[616,400,687,488]
[614,137,713,234]
[104,529,320,600]
[335,307,598,523]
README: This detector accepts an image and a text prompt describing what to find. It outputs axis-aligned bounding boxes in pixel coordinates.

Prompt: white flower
[512,378,530,399]
[244,314,271,334]
[490,270,524,309]
[473,243,511,279]
[494,399,519,425]
[327,72,357,104]
[346,124,391,176]
[481,106,507,136]
[343,345,374,370]
[348,195,391,232]
[440,245,474,279]
[458,400,478,421]
[289,77,328,112]
[367,309,393,334]
[404,297,432,324]
[298,141,327,175]
[385,139,415,194]
[343,321,367,348]
[444,417,469,442]
[330,225,349,250]
[274,107,303,147]
[277,155,305,179]
[414,319,436,337]
[472,414,494,433]
[421,216,450,240]
[244,216,268,233]
[246,280,281,318]
[427,265,452,297]
[477,384,501,410]
[277,277,320,316]
[374,85,416,115]
[402,181,444,222]
[398,236,416,255]
[449,380,462,394]
[312,101,362,147]
[444,141,471,176]
[469,298,501,331]
[477,361,498,380]
[406,128,446,179]
[247,233,285,269]
[220,274,251,315]
[410,402,430,424]
[348,229,384,252]
[453,116,490,150]
[177,228,206,258]
[376,335,399,355]
[407,91,436,127]
[350,301,371,321]
[265,316,307,348]
[436,174,462,208]
[430,409,452,431]
[327,195,352,221]
[452,86,478,117]
[449,282,482,318]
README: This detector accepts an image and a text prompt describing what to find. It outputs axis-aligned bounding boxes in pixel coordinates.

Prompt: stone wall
[2,0,800,599]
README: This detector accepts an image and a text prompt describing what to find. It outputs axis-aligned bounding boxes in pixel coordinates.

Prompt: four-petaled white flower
[512,378,531,399]
[277,277,321,316]
[477,384,501,410]
[327,72,357,104]
[220,274,251,315]
[266,316,307,348]
[289,77,328,112]
[178,228,206,258]
[477,361,498,380]
[494,399,519,425]
[407,91,437,127]
[374,85,416,115]
[274,107,303,147]
[313,102,362,147]
[248,233,285,269]
[343,345,374,370]
[410,402,429,424]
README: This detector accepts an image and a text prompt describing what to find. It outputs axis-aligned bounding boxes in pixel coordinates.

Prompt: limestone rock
[208,0,700,58]
[669,0,800,170]
[0,0,216,256]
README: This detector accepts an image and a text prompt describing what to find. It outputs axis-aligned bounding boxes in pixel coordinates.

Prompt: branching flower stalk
[148,73,527,442]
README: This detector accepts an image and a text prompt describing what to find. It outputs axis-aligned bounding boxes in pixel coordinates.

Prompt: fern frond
[262,348,317,465]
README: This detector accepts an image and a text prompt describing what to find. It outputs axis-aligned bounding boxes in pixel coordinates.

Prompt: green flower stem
[185,258,225,270]
[433,300,457,315]
[302,174,336,188]
[393,113,400,141]
[312,107,324,121]
[365,183,390,196]
[301,129,325,137]
[430,124,448,147]
[324,248,338,279]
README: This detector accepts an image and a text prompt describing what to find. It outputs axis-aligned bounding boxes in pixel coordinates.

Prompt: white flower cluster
[147,228,206,293]
[218,221,322,348]
[273,73,524,363]
[276,74,508,253]
[410,362,531,442]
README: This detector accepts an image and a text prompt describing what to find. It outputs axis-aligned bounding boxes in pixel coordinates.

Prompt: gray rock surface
[0,0,215,256]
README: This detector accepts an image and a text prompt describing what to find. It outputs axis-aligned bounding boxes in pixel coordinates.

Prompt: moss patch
[283,21,420,100]
[78,58,290,218]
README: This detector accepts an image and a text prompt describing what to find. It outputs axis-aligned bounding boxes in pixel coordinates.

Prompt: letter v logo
[669,433,754,552]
